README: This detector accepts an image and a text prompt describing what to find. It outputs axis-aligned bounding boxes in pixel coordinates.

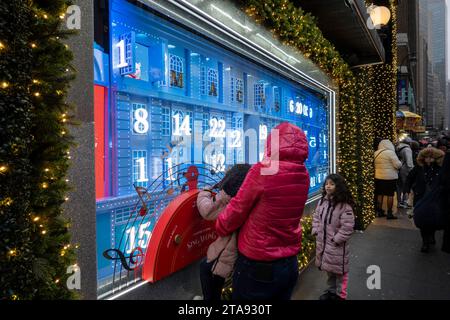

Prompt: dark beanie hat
[220,164,251,197]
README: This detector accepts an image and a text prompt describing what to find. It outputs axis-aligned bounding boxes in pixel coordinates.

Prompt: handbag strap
[211,235,233,273]
[374,149,388,161]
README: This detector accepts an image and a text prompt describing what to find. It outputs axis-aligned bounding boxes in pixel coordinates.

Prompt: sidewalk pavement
[292,209,450,300]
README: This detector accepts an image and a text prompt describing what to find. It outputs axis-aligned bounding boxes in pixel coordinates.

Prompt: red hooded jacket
[216,122,310,261]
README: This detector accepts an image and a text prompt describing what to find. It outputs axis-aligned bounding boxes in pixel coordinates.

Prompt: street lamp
[368,4,391,28]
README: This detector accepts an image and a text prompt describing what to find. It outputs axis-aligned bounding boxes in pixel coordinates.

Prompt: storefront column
[65,0,97,300]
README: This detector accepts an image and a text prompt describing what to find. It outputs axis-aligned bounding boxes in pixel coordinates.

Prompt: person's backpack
[396,145,409,165]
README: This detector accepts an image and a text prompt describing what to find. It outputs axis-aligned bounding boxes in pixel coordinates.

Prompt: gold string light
[0,197,14,207]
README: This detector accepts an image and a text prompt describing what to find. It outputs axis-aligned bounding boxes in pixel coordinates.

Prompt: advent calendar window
[94,0,332,296]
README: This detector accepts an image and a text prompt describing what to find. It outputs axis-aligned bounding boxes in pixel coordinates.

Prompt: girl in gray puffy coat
[312,174,355,301]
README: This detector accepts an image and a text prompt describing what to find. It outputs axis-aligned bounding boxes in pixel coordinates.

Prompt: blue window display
[95,0,332,295]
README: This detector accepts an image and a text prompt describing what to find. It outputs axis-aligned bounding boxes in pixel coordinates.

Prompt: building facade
[417,0,448,131]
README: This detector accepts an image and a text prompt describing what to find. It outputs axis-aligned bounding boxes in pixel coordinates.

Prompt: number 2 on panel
[259,124,268,140]
[116,40,128,68]
[230,130,242,148]
[173,114,191,136]
[211,153,225,172]
[136,157,148,182]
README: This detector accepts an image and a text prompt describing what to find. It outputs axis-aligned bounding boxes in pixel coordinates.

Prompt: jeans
[326,272,349,299]
[232,253,298,300]
[199,258,225,301]
[397,177,409,204]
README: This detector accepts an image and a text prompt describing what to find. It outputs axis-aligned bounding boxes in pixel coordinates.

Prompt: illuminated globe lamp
[368,4,391,28]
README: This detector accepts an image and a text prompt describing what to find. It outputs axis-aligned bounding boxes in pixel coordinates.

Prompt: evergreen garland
[0,0,77,299]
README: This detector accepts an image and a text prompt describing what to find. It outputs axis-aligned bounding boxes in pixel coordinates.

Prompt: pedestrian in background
[312,174,355,301]
[410,140,421,166]
[437,138,448,154]
[396,137,414,209]
[374,139,402,219]
[439,150,450,253]
[406,147,445,253]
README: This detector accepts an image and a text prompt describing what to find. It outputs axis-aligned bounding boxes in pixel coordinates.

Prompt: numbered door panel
[116,95,152,196]
[203,111,228,173]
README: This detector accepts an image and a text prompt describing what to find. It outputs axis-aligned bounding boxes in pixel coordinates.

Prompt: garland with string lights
[373,1,397,142]
[0,0,78,299]
[354,67,376,228]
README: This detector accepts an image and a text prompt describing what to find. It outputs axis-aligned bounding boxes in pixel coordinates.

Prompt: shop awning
[396,110,422,132]
[396,110,421,119]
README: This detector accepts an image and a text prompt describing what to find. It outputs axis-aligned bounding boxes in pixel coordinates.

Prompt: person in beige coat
[197,164,251,301]
[374,139,402,219]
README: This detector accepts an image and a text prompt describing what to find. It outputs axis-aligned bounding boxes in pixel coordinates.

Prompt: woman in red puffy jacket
[215,122,310,300]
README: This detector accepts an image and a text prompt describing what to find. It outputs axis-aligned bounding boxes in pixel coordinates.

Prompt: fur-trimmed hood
[417,147,445,166]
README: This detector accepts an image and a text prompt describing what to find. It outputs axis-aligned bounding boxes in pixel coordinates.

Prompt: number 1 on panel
[125,227,136,254]
[116,40,128,68]
[166,157,176,181]
[136,157,148,182]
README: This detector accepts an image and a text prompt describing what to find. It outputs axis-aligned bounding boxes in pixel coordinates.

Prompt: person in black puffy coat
[406,147,445,252]
[440,151,450,253]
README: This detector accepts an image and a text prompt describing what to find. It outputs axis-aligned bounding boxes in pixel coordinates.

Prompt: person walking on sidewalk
[312,174,355,301]
[440,150,450,254]
[197,164,251,301]
[406,147,445,253]
[215,122,309,300]
[396,137,414,209]
[374,139,402,219]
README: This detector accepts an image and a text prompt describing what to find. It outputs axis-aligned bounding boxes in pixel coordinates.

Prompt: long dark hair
[214,164,251,197]
[320,173,356,209]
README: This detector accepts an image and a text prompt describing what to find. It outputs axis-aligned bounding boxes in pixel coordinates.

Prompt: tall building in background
[397,0,418,112]
[416,0,429,125]
[418,0,448,131]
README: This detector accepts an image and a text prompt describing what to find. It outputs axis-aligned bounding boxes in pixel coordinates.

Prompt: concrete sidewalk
[292,209,450,300]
